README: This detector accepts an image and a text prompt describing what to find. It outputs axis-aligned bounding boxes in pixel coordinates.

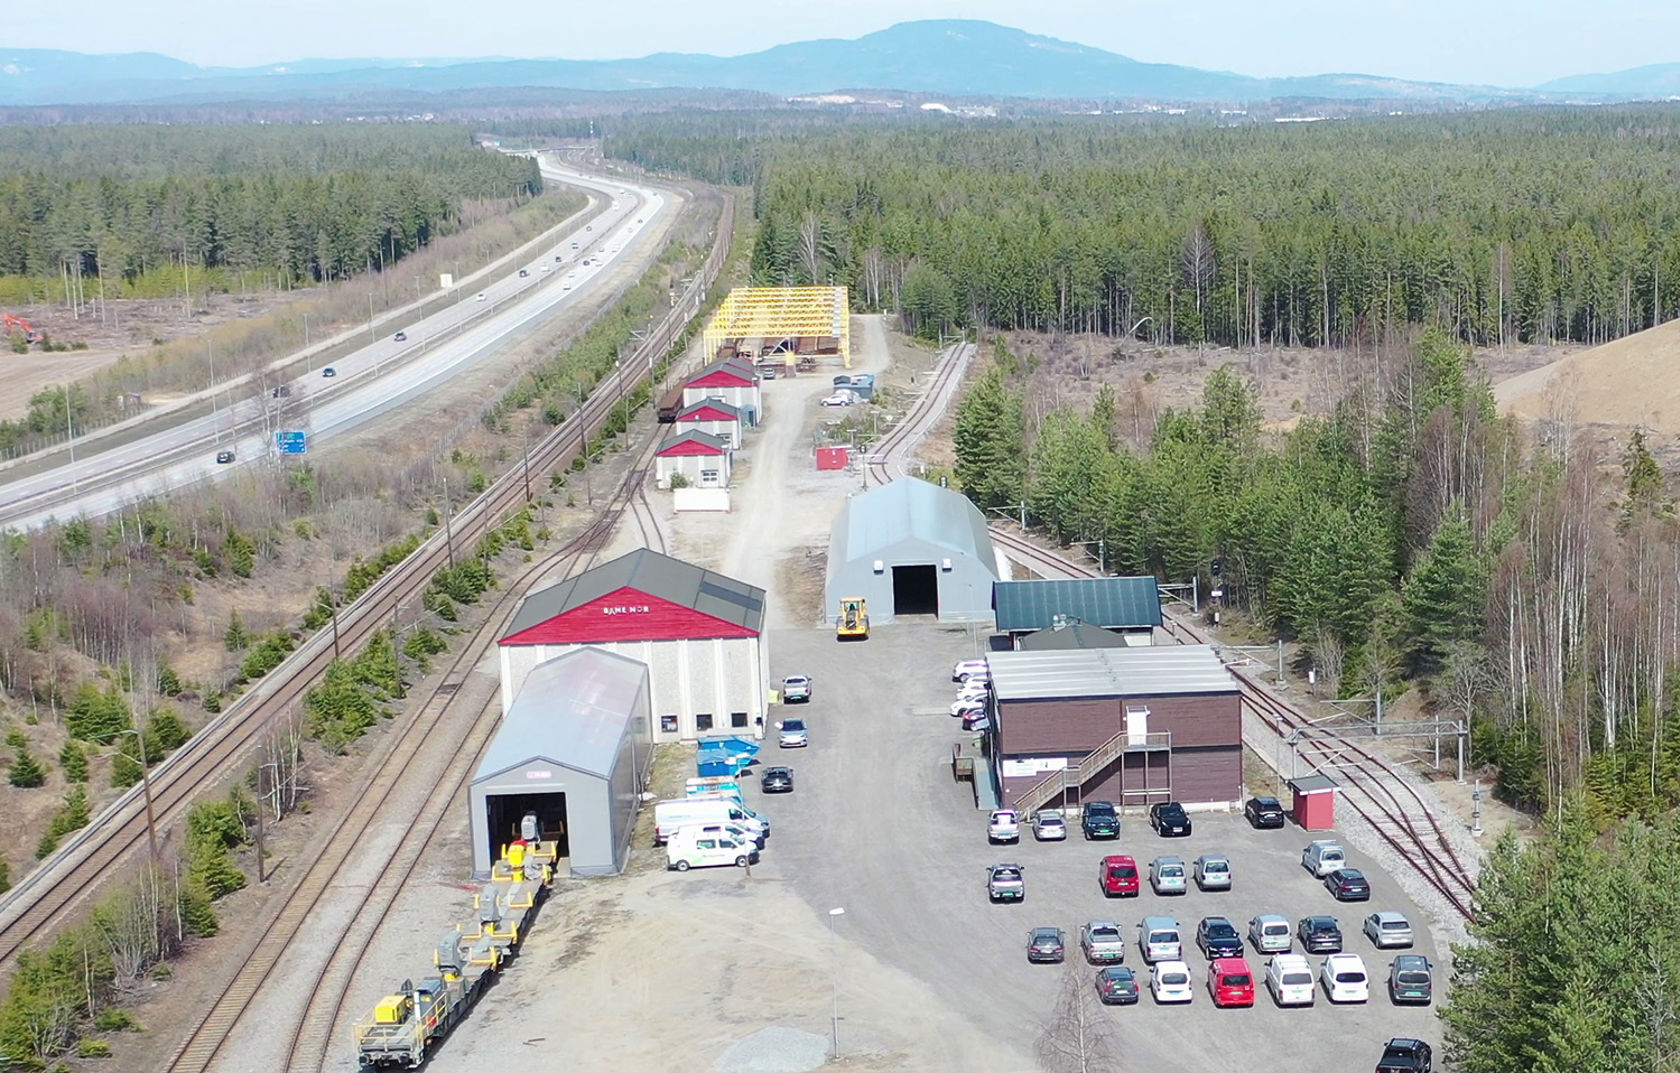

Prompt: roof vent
[872,560,885,574]
[941,558,953,572]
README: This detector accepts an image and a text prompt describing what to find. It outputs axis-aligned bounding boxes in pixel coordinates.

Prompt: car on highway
[321,366,336,378]
[819,391,856,407]
[1325,867,1372,901]
[518,268,529,277]
[1266,953,1316,1006]
[554,254,563,261]
[475,291,487,301]
[987,864,1024,903]
[1247,914,1292,954]
[1207,956,1255,1007]
[1149,856,1187,895]
[1195,917,1243,960]
[952,658,988,681]
[1193,854,1232,891]
[1320,952,1370,1003]
[988,809,1021,844]
[1149,960,1193,1004]
[1363,911,1413,948]
[1100,855,1140,897]
[759,766,793,793]
[563,282,572,290]
[1080,921,1127,964]
[586,224,593,230]
[1376,1038,1433,1073]
[571,241,580,248]
[781,675,812,702]
[776,717,807,748]
[1245,795,1286,828]
[1095,965,1140,1005]
[1298,915,1343,954]
[1139,917,1182,963]
[393,331,407,342]
[1081,801,1120,840]
[1027,927,1065,964]
[270,385,291,398]
[582,259,592,266]
[1149,800,1193,836]
[540,265,550,273]
[1032,810,1067,841]
[1388,954,1434,1004]
[215,450,235,464]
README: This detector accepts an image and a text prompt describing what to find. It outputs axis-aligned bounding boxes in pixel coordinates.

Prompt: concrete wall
[655,451,731,490]
[823,535,997,625]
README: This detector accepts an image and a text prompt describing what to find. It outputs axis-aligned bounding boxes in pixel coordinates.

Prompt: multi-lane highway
[0,157,671,531]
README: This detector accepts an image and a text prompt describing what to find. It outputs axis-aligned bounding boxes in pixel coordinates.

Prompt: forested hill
[0,125,541,293]
[602,107,1680,350]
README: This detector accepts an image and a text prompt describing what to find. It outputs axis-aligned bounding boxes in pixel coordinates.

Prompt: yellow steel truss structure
[701,286,851,368]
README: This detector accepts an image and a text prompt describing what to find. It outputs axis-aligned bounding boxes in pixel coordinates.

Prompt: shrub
[155,661,183,697]
[92,1009,134,1032]
[59,740,88,783]
[146,710,191,753]
[66,683,131,744]
[224,612,248,652]
[238,631,295,682]
[76,1039,111,1058]
[10,747,45,788]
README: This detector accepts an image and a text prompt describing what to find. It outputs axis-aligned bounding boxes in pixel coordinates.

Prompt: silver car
[1032,810,1068,841]
[1193,854,1232,891]
[1080,921,1127,963]
[1363,911,1414,949]
[1248,913,1292,953]
[1149,856,1187,895]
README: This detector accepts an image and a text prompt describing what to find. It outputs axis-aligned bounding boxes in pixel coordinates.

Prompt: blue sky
[4,0,1673,86]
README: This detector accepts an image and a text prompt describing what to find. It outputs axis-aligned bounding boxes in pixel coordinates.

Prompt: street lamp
[117,728,160,864]
[827,907,845,1058]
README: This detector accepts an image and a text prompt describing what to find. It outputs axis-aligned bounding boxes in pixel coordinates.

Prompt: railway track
[0,191,734,974]
[863,341,972,488]
[988,526,1477,923]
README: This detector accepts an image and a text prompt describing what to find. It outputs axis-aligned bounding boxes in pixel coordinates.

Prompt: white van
[1139,917,1183,963]
[679,822,763,849]
[1301,840,1346,877]
[689,793,770,833]
[666,828,759,871]
[1266,953,1316,1006]
[653,798,767,844]
[1320,953,1369,1003]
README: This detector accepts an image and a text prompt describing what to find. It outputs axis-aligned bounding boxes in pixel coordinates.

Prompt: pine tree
[9,748,45,788]
[1402,513,1486,675]
[224,612,248,652]
[57,740,87,783]
[953,368,1024,510]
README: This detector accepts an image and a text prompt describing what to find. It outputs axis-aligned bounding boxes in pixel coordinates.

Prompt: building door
[1125,706,1150,746]
[891,564,939,616]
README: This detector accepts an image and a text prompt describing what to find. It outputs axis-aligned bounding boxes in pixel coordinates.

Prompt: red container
[816,446,849,471]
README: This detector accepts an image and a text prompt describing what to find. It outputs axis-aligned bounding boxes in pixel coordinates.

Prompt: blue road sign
[276,431,308,455]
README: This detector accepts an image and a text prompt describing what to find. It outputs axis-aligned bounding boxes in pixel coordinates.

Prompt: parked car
[1095,965,1140,1005]
[1032,810,1067,841]
[1149,960,1194,1004]
[955,679,990,702]
[776,717,808,748]
[1388,955,1434,1005]
[950,697,986,718]
[1027,927,1066,964]
[987,864,1025,903]
[819,392,856,407]
[951,658,988,681]
[1320,952,1370,1003]
[988,809,1021,844]
[781,675,812,702]
[1081,801,1121,840]
[321,366,337,377]
[1302,839,1346,876]
[1138,916,1182,963]
[1195,917,1243,960]
[1375,1038,1433,1073]
[1149,856,1187,895]
[393,331,407,342]
[1149,801,1192,836]
[1325,867,1372,901]
[1298,915,1343,954]
[1245,795,1286,828]
[960,710,991,732]
[215,450,235,464]
[1207,956,1256,1007]
[1080,922,1127,964]
[1193,854,1232,891]
[1363,911,1413,949]
[1099,855,1139,897]
[1266,953,1317,1006]
[759,766,793,793]
[1248,914,1292,954]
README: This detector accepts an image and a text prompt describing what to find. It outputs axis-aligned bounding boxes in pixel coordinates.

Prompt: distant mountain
[0,21,1626,107]
[1539,62,1680,97]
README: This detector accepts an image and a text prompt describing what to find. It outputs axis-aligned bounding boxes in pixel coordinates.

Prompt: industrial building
[682,359,762,426]
[654,430,732,489]
[498,549,768,742]
[673,398,743,449]
[468,648,652,878]
[982,645,1242,814]
[992,577,1163,646]
[701,285,851,370]
[824,478,1000,625]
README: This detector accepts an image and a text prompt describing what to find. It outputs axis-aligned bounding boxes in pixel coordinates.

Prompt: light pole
[118,728,160,864]
[827,907,845,1058]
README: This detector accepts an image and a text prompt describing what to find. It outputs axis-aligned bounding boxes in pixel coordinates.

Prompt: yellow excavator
[837,597,869,641]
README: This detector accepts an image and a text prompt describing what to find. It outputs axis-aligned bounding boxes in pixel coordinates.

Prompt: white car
[781,675,812,703]
[1150,960,1194,1004]
[1319,953,1369,1003]
[956,679,991,702]
[1032,810,1067,841]
[952,658,988,681]
[777,717,808,748]
[819,391,856,407]
[475,291,487,301]
[1266,953,1316,1006]
[950,697,986,718]
[988,809,1020,843]
[1362,911,1414,949]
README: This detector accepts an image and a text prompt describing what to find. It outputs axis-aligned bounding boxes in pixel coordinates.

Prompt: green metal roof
[992,577,1163,633]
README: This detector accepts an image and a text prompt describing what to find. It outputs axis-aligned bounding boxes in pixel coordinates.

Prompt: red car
[1100,855,1140,897]
[1208,957,1256,1007]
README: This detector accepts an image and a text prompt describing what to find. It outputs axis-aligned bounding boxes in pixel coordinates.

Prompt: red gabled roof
[656,430,729,457]
[676,399,741,424]
[688,368,755,389]
[501,585,758,643]
[499,548,765,644]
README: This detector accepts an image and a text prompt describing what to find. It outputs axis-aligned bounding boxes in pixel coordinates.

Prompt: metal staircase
[1011,730,1170,815]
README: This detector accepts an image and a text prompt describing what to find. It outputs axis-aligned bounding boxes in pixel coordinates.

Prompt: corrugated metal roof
[987,645,1237,700]
[1289,774,1340,794]
[993,577,1163,633]
[473,649,647,782]
[501,549,764,640]
[828,478,997,572]
[1016,622,1131,651]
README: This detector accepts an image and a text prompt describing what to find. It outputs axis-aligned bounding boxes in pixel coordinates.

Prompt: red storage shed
[1288,774,1339,830]
[815,445,849,470]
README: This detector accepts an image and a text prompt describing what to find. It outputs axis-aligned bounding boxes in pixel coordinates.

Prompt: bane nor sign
[602,605,651,616]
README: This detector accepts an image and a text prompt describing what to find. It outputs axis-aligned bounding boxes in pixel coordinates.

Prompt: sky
[4,0,1677,87]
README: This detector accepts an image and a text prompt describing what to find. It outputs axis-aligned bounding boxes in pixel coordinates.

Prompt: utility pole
[368,293,376,345]
[122,729,160,864]
[255,762,267,883]
[442,477,456,569]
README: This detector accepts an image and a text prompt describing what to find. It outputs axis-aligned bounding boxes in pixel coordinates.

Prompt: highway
[0,156,671,531]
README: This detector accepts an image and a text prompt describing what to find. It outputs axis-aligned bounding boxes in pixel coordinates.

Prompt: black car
[215,450,235,464]
[1081,801,1121,840]
[1375,1038,1432,1073]
[1325,867,1372,901]
[1095,966,1140,1005]
[1027,927,1066,964]
[393,331,407,342]
[518,269,529,277]
[1195,917,1243,959]
[270,384,291,398]
[1244,795,1286,828]
[1149,801,1192,837]
[759,766,794,793]
[321,366,336,378]
[1298,915,1343,954]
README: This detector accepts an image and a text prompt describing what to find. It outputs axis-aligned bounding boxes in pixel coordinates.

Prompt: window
[697,713,714,731]
[659,715,678,734]
[730,712,748,728]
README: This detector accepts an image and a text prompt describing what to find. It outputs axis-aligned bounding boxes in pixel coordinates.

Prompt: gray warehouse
[825,478,1000,625]
[468,648,652,878]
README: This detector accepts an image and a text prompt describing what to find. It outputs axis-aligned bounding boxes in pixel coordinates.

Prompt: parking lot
[750,622,1443,1070]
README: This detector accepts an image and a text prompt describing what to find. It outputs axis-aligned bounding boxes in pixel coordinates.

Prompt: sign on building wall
[1000,757,1069,779]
